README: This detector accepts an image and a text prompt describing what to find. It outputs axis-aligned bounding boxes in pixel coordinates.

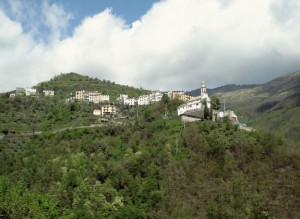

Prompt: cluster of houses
[8,82,239,123]
[117,91,163,106]
[117,91,193,106]
[64,90,164,117]
[71,90,110,103]
[91,91,194,117]
[9,88,54,97]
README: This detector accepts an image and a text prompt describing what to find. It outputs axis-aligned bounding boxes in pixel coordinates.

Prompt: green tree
[203,99,210,119]
[161,93,170,105]
[211,96,221,110]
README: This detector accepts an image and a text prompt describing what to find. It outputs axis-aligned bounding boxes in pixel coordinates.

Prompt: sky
[0,0,300,92]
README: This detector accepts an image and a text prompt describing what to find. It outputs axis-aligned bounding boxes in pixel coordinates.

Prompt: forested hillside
[1,99,299,218]
[34,72,149,100]
[0,73,300,218]
[0,73,149,135]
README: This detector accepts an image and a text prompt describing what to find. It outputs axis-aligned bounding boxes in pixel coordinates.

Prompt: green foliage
[203,99,210,119]
[0,73,152,135]
[156,120,300,218]
[253,106,300,142]
[211,95,221,110]
[0,104,173,218]
[35,72,149,100]
[0,73,299,218]
[161,93,170,105]
[0,176,60,218]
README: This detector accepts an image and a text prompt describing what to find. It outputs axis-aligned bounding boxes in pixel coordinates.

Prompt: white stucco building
[88,92,101,103]
[138,95,150,105]
[177,81,211,116]
[149,91,163,103]
[124,98,136,106]
[119,94,128,101]
[217,110,238,123]
[100,94,110,102]
[93,109,102,116]
[25,88,37,96]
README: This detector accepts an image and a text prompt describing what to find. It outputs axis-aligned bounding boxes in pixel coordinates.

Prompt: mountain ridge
[188,71,300,97]
[197,71,300,141]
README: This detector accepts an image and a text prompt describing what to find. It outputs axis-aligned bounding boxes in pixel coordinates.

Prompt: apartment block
[124,98,136,106]
[138,95,150,105]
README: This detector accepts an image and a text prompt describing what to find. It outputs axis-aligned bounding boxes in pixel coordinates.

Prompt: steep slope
[200,71,300,114]
[253,106,300,141]
[257,71,300,96]
[253,89,300,141]
[188,84,258,97]
[1,109,299,218]
[190,71,300,141]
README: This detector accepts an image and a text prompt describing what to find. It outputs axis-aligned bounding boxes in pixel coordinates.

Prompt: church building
[177,81,211,119]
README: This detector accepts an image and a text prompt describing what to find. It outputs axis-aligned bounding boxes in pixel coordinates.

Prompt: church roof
[181,109,204,119]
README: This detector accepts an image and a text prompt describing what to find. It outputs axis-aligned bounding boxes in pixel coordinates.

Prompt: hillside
[35,72,149,100]
[0,72,300,218]
[257,71,300,96]
[253,89,300,141]
[191,71,300,141]
[188,84,258,97]
[1,102,299,218]
[210,71,300,112]
[0,73,150,134]
[188,71,300,113]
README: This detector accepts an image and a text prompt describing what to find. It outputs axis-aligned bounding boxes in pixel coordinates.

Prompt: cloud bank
[1,0,300,92]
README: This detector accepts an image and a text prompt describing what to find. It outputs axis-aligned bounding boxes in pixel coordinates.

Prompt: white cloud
[0,11,22,44]
[0,0,300,92]
[6,0,42,38]
[42,1,73,42]
[0,11,37,89]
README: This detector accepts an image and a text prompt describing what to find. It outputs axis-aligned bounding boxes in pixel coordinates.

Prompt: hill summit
[35,72,149,100]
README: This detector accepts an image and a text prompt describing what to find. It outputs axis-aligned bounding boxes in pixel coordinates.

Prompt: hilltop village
[8,81,239,123]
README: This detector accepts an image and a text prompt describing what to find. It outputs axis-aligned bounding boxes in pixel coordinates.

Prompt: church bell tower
[201,81,207,96]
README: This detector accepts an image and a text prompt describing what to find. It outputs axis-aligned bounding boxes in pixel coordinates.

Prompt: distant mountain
[258,71,300,95]
[187,71,299,113]
[190,71,300,141]
[253,72,300,141]
[188,84,258,97]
